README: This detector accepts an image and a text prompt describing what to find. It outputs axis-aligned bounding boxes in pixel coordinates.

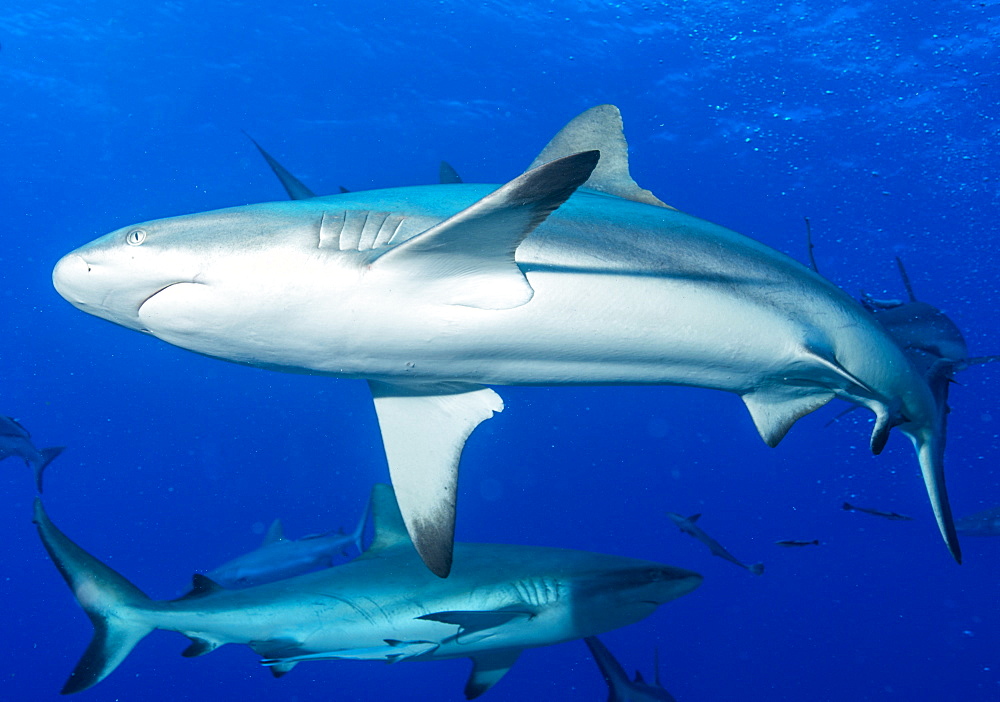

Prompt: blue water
[3,2,998,700]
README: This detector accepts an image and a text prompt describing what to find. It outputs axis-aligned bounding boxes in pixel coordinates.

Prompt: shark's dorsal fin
[634,669,646,683]
[373,151,599,310]
[262,518,285,545]
[688,513,702,523]
[527,104,672,209]
[743,388,836,447]
[465,649,522,700]
[439,160,463,184]
[367,382,503,576]
[364,482,414,555]
[176,573,226,601]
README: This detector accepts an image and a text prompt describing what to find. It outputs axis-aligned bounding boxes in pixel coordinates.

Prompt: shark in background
[34,483,702,698]
[955,506,1000,536]
[0,415,64,492]
[584,636,678,701]
[665,512,763,576]
[205,498,369,588]
[53,105,964,576]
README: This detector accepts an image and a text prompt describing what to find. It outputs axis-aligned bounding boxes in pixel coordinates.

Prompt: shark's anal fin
[465,649,521,700]
[742,388,835,447]
[372,151,599,310]
[368,381,504,577]
[527,104,672,209]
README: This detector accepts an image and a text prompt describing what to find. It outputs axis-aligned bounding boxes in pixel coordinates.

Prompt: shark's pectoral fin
[742,388,836,447]
[369,381,504,577]
[465,649,522,700]
[372,151,599,310]
[268,661,298,678]
[418,609,534,644]
[527,104,672,209]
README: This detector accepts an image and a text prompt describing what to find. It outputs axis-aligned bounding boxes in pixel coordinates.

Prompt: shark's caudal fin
[909,428,962,563]
[34,445,66,492]
[33,500,155,694]
[244,133,317,200]
[527,104,672,209]
[368,382,502,577]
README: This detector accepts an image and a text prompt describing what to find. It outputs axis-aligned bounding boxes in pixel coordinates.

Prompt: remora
[52,104,961,575]
[34,484,702,698]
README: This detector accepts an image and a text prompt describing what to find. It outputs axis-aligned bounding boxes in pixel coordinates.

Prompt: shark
[52,104,962,576]
[842,501,913,521]
[0,415,64,492]
[34,483,702,698]
[955,506,1000,536]
[205,498,369,587]
[584,636,678,701]
[665,512,763,576]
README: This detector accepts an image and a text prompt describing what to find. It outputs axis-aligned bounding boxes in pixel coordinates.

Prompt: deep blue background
[2,1,998,700]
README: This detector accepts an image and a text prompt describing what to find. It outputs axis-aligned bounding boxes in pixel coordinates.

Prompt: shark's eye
[126,229,147,246]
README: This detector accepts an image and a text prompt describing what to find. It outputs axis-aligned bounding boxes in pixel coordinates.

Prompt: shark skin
[584,636,677,702]
[33,484,702,698]
[665,512,763,576]
[0,415,64,492]
[52,105,960,575]
[205,498,369,587]
[955,506,1000,536]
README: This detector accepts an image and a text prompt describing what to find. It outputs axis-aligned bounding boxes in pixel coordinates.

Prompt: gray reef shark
[0,415,64,492]
[585,636,678,701]
[53,104,962,576]
[206,499,369,587]
[34,484,702,698]
[955,506,1000,536]
[665,512,763,575]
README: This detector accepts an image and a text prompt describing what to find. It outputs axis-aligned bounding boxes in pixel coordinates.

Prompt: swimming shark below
[664,512,763,576]
[52,104,962,575]
[205,497,369,587]
[0,415,64,492]
[955,506,1000,536]
[34,484,702,697]
[585,636,678,701]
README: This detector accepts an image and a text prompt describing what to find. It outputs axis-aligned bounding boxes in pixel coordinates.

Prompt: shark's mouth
[137,281,211,333]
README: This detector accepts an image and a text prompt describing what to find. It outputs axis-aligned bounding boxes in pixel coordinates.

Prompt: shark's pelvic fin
[181,636,220,658]
[742,388,836,447]
[465,649,521,700]
[372,150,599,310]
[439,160,463,184]
[32,499,155,694]
[244,133,317,200]
[527,104,672,209]
[368,382,504,577]
[262,518,285,545]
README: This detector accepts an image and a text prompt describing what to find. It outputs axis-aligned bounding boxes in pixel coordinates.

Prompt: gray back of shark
[0,415,65,492]
[955,506,1000,536]
[585,636,678,702]
[53,104,960,576]
[206,499,369,587]
[34,483,702,697]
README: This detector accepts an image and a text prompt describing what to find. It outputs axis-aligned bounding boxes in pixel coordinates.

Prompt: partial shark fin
[263,518,285,545]
[372,151,599,310]
[362,483,412,554]
[527,104,672,209]
[368,381,503,577]
[909,430,962,563]
[465,649,521,700]
[440,160,463,184]
[966,354,1000,365]
[34,445,65,492]
[417,609,534,644]
[895,257,917,302]
[742,388,836,447]
[181,636,219,658]
[584,636,633,696]
[687,513,702,522]
[269,661,298,677]
[175,573,226,601]
[244,133,316,200]
[32,499,155,694]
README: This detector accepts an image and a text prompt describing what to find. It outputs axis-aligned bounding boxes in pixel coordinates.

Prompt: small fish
[775,539,820,547]
[842,502,913,521]
[665,512,763,575]
[0,415,65,492]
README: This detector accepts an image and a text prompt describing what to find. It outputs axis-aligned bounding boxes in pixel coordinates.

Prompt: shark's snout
[52,253,92,308]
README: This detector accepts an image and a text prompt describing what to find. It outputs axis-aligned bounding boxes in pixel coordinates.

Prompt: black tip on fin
[35,446,66,492]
